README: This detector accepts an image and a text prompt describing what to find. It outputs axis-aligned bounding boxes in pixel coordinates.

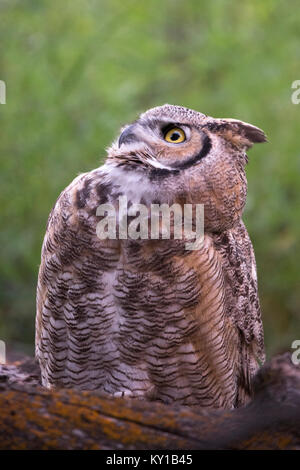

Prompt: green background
[0,0,299,358]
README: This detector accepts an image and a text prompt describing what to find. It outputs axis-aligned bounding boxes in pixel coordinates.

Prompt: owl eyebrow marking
[160,122,190,134]
[143,119,190,133]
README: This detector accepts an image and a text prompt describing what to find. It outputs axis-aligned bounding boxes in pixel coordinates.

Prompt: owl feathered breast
[36,104,266,408]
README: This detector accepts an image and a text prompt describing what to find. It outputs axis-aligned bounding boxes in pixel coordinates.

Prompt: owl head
[107,104,267,232]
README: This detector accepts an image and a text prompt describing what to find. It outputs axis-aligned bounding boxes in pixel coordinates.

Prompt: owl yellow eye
[164,127,186,143]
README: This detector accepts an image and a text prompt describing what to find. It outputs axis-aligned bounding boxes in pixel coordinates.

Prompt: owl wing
[36,168,114,388]
[213,221,265,403]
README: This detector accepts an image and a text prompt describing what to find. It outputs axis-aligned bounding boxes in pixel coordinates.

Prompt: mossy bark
[0,353,299,450]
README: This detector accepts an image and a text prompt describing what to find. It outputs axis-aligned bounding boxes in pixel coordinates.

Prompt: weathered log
[0,353,299,450]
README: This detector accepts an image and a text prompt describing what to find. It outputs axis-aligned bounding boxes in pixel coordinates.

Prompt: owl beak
[118,124,138,147]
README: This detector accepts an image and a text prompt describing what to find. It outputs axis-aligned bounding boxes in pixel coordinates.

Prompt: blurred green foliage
[0,0,299,357]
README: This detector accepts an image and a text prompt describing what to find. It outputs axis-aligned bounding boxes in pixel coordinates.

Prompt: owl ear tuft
[207,118,267,150]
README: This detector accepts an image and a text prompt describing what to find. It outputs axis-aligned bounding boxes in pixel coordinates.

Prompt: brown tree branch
[0,353,299,450]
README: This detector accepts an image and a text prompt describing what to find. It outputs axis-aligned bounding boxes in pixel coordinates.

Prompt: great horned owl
[36,104,266,408]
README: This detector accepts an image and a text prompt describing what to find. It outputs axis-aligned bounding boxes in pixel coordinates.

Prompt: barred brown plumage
[36,104,266,408]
